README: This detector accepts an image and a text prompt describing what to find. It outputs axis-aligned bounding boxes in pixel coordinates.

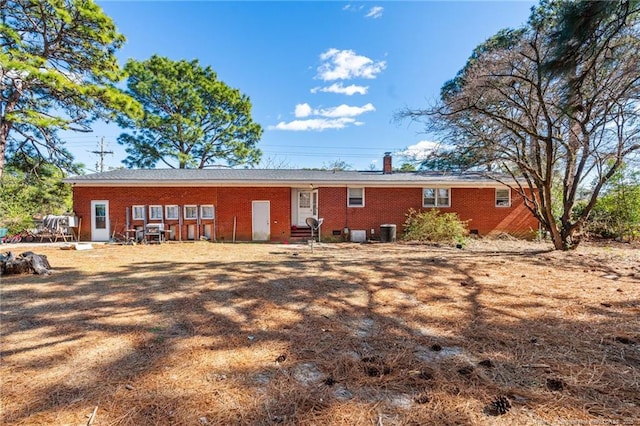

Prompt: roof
[63,168,514,188]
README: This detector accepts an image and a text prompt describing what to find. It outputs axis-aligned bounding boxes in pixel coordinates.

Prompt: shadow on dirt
[1,243,638,425]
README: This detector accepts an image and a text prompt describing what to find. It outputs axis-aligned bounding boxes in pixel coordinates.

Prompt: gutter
[63,179,515,188]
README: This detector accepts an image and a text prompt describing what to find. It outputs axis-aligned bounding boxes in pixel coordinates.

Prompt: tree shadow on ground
[1,243,638,425]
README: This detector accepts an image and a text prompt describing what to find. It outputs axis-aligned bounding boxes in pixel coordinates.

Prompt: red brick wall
[72,185,537,242]
[317,186,538,240]
[216,187,290,242]
[72,186,290,242]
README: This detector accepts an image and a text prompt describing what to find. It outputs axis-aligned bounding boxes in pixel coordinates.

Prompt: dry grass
[1,239,639,425]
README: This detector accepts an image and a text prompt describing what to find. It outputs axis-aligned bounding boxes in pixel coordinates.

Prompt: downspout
[197,205,201,240]
[179,205,183,242]
[125,207,130,241]
[344,185,349,241]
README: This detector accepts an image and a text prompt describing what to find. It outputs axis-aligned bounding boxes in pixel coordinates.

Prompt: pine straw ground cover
[1,240,639,425]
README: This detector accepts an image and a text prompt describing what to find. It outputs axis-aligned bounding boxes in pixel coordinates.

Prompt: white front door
[297,190,318,226]
[91,200,110,241]
[252,201,270,241]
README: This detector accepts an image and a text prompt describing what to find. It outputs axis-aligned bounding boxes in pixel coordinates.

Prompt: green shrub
[573,165,640,241]
[0,165,72,234]
[402,208,469,243]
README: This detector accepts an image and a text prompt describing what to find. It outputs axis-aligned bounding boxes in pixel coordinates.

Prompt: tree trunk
[0,251,52,275]
[554,67,583,251]
[0,121,7,181]
[548,221,566,250]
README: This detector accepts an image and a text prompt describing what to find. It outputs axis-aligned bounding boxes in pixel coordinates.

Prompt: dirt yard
[1,240,639,425]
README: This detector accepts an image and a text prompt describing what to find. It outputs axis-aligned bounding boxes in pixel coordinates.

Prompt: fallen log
[1,251,52,275]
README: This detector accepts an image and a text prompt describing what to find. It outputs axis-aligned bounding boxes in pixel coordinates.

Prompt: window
[94,203,106,229]
[184,205,198,220]
[200,205,215,219]
[495,188,511,207]
[149,205,163,221]
[299,192,311,208]
[165,205,179,220]
[347,187,364,207]
[423,188,451,207]
[132,205,145,220]
[437,188,450,207]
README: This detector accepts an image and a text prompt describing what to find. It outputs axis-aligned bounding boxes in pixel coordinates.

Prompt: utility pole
[90,137,113,172]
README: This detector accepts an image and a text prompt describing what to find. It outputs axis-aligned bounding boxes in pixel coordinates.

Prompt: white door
[91,200,110,241]
[297,190,318,226]
[252,201,270,241]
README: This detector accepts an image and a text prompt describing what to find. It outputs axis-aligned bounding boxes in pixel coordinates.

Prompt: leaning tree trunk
[555,68,583,251]
[538,175,566,250]
[549,225,566,251]
[0,121,8,181]
[1,77,19,182]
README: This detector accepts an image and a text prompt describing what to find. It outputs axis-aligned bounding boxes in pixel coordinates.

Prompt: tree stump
[0,251,52,275]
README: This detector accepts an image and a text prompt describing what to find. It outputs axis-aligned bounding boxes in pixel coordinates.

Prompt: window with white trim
[132,205,145,220]
[423,188,451,207]
[299,192,311,208]
[165,205,179,220]
[495,188,511,207]
[347,187,364,207]
[184,205,198,220]
[200,205,215,219]
[149,205,163,221]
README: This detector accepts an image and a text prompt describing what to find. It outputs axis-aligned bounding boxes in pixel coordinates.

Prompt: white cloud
[343,4,364,12]
[397,141,445,160]
[316,48,386,81]
[294,103,312,118]
[316,103,375,118]
[270,102,375,131]
[310,83,368,96]
[344,4,379,17]
[269,117,357,131]
[365,6,384,19]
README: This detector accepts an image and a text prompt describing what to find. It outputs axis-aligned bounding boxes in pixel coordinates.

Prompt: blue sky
[70,1,535,172]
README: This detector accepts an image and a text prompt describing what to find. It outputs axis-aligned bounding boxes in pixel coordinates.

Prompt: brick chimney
[383,152,392,174]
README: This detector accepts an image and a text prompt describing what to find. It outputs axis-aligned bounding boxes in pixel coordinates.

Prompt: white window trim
[495,188,511,207]
[347,187,365,208]
[200,205,215,219]
[184,205,198,220]
[132,205,145,220]
[149,205,163,221]
[423,187,451,208]
[165,205,179,220]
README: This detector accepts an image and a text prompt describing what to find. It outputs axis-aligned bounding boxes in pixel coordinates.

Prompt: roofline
[63,178,512,188]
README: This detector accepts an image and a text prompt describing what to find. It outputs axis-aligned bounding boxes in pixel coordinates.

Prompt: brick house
[64,155,538,242]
